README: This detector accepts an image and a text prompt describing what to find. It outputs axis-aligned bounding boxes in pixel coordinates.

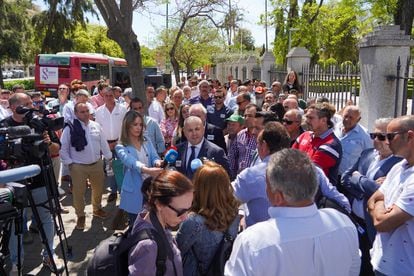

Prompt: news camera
[16,106,64,134]
[0,125,48,161]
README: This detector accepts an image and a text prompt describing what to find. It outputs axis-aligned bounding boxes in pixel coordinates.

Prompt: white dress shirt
[225,204,360,276]
[60,119,112,165]
[148,100,165,124]
[186,138,204,166]
[95,103,127,141]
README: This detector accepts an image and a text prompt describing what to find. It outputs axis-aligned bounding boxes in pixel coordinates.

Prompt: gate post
[260,51,275,87]
[359,25,414,130]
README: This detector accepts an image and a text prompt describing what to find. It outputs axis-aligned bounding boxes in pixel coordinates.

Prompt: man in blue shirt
[335,105,373,176]
[232,122,291,227]
[207,87,232,131]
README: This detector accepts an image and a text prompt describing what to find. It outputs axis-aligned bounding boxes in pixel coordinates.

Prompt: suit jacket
[205,123,227,154]
[341,148,402,200]
[175,139,230,179]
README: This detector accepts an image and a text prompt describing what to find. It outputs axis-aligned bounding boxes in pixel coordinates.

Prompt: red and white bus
[35,52,130,97]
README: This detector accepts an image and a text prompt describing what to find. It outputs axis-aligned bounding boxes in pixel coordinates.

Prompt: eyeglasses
[282,119,297,125]
[58,87,67,90]
[166,107,174,111]
[167,204,190,217]
[385,131,407,141]
[214,96,223,99]
[369,133,386,141]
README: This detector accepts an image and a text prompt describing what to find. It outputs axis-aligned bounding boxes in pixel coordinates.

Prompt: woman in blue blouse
[115,110,163,225]
[176,161,240,275]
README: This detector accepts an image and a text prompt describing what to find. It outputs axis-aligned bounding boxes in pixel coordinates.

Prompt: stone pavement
[17,180,126,276]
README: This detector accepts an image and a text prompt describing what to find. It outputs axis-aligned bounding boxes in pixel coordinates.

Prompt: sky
[34,0,274,49]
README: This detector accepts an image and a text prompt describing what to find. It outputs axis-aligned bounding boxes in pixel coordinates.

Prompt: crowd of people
[0,71,413,275]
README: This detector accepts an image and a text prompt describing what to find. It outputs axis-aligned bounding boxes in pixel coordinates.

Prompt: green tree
[72,24,124,57]
[0,0,32,87]
[233,28,255,52]
[32,0,96,53]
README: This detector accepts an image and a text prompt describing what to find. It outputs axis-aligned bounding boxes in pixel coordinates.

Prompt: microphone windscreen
[191,158,203,172]
[164,149,178,164]
[15,106,32,115]
[7,125,32,138]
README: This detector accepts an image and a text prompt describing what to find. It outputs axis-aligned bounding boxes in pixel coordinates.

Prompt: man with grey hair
[189,79,213,108]
[336,105,372,176]
[225,148,360,275]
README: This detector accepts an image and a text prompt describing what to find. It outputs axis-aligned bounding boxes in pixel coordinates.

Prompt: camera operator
[0,92,64,273]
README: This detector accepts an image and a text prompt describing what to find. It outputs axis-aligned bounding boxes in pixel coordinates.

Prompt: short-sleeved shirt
[207,104,233,130]
[371,159,414,275]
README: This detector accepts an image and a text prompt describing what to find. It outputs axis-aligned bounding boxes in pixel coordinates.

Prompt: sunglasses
[214,96,223,99]
[58,87,68,90]
[166,107,174,111]
[369,133,386,141]
[167,204,190,217]
[385,131,407,141]
[282,119,296,125]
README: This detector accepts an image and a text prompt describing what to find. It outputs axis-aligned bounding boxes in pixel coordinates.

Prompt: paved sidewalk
[18,181,125,276]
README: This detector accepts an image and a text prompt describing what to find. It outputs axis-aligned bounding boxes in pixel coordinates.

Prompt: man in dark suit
[175,116,230,179]
[340,117,402,276]
[188,103,227,153]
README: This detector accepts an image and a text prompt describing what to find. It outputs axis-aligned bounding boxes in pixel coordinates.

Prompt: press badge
[220,114,225,118]
[207,134,214,140]
[176,160,182,167]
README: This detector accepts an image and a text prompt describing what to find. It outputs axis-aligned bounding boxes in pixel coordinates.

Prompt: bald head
[283,98,299,111]
[342,105,361,132]
[183,116,205,145]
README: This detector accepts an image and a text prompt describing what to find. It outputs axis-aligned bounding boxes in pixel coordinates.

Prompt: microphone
[0,165,41,183]
[161,148,179,169]
[0,125,32,138]
[190,158,203,172]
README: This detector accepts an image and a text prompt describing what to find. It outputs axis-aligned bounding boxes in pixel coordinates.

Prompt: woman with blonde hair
[176,161,240,275]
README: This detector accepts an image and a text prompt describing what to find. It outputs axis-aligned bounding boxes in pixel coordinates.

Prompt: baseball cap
[226,114,244,124]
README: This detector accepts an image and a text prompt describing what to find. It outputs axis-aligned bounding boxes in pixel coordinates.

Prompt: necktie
[186,146,196,176]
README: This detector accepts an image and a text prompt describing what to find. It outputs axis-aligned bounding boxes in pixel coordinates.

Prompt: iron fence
[302,64,360,112]
[269,65,288,83]
[252,65,261,80]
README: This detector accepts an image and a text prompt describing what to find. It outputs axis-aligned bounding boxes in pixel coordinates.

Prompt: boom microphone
[0,165,41,183]
[0,125,32,138]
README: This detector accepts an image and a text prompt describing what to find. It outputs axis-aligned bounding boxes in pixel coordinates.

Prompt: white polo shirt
[95,103,127,141]
[371,159,414,275]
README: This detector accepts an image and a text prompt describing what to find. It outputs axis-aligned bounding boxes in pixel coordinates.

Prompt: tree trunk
[108,29,146,107]
[0,65,4,89]
[394,0,414,36]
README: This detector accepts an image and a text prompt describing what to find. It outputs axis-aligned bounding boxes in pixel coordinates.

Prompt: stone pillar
[260,51,275,87]
[359,25,414,130]
[286,47,311,84]
[237,57,244,81]
[246,55,256,81]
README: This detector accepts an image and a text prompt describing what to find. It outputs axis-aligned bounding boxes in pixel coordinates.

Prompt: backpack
[87,227,166,276]
[196,229,235,276]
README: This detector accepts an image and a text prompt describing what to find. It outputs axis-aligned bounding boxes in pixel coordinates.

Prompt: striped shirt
[228,128,257,179]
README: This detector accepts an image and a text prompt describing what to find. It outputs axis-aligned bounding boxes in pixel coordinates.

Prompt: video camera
[15,106,64,134]
[0,125,48,161]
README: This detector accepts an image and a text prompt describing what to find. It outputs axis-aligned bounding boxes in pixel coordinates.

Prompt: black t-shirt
[0,116,60,189]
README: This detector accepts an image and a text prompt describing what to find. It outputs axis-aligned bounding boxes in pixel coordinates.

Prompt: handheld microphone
[0,125,32,138]
[161,148,178,168]
[0,165,41,183]
[190,158,203,172]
